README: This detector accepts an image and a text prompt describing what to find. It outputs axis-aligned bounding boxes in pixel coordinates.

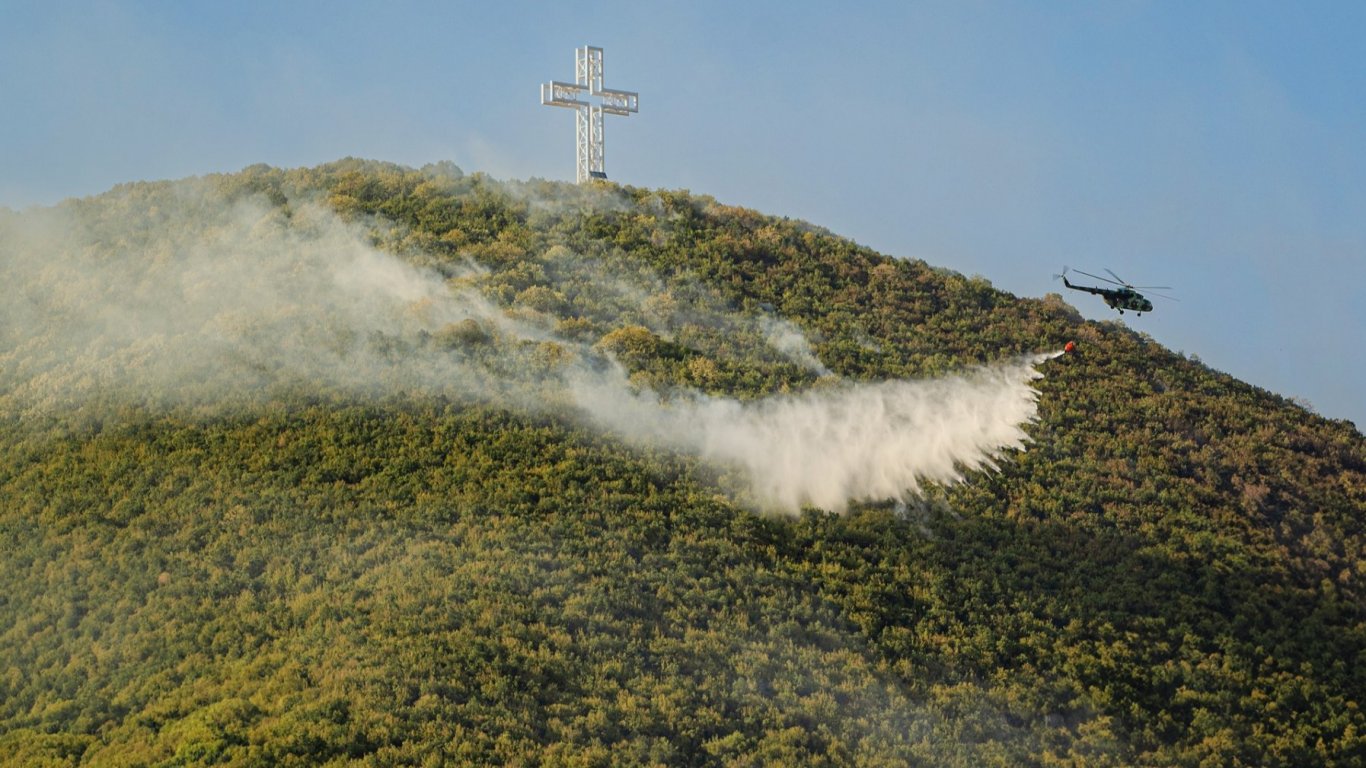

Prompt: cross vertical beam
[541,46,639,183]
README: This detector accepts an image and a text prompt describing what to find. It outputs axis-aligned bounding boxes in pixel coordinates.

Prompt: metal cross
[541,46,639,183]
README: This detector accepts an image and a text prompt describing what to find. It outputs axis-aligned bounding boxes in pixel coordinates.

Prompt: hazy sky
[3,1,1362,427]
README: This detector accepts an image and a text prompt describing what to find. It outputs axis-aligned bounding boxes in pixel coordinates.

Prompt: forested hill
[1,159,1362,766]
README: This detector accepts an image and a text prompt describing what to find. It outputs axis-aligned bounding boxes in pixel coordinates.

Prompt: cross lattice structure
[541,46,638,183]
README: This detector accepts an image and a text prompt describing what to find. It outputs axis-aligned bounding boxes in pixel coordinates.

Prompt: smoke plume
[571,353,1053,512]
[0,179,1053,513]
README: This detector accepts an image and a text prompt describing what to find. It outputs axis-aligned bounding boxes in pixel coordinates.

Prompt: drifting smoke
[0,184,550,413]
[0,178,1054,513]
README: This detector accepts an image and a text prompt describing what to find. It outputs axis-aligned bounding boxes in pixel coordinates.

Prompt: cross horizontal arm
[596,88,638,116]
[541,81,589,108]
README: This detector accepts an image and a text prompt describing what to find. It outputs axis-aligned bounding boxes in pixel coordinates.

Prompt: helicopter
[1055,267,1175,315]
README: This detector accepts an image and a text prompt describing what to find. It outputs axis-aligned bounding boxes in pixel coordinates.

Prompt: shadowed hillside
[1,160,1361,766]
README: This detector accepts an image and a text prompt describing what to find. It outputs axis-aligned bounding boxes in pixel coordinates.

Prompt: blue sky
[3,1,1363,427]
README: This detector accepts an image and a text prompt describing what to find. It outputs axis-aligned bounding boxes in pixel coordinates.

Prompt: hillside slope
[1,160,1362,766]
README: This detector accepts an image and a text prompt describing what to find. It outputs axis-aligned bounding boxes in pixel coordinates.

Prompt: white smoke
[0,186,530,410]
[0,180,1054,513]
[570,353,1054,513]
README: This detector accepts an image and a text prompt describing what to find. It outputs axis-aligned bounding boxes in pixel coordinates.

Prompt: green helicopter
[1056,267,1175,316]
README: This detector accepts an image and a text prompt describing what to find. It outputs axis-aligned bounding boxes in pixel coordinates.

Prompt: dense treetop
[1,159,1361,766]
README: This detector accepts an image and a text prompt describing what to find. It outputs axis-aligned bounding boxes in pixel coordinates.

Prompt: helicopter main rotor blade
[1147,291,1179,302]
[1104,268,1130,286]
[1133,285,1173,291]
[1074,269,1125,286]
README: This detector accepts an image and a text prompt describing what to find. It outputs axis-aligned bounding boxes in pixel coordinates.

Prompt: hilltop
[1,159,1362,766]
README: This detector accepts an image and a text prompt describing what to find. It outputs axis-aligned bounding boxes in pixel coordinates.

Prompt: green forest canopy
[0,159,1362,766]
